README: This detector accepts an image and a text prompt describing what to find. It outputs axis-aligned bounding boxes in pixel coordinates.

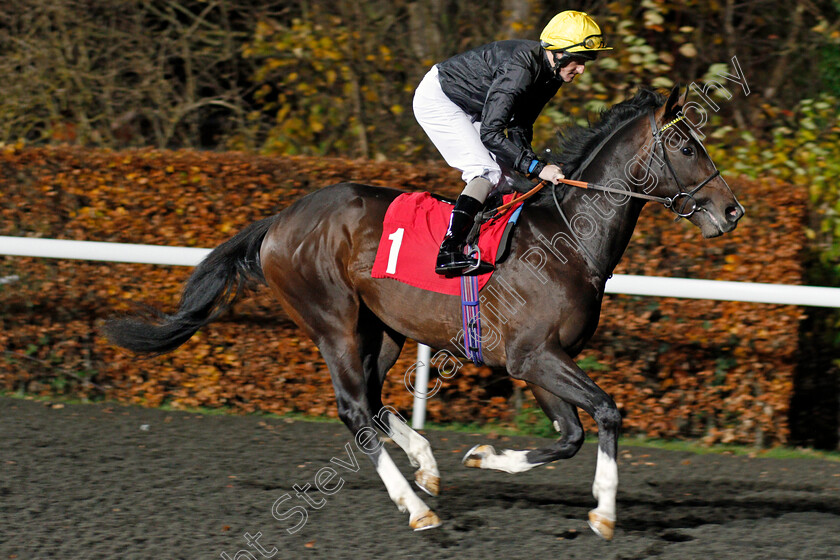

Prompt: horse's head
[646,86,745,238]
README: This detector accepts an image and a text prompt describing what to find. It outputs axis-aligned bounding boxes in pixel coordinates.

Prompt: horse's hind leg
[363,319,441,497]
[320,327,441,531]
[463,382,584,471]
[259,193,439,531]
[376,407,441,497]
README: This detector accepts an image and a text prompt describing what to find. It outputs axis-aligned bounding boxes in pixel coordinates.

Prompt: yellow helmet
[540,11,613,53]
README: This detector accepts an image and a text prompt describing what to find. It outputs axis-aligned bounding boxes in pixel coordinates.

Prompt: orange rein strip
[492,177,593,215]
[492,180,550,214]
[556,178,590,189]
[484,177,607,221]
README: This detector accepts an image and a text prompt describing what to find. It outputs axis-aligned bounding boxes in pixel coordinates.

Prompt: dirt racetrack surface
[2,397,839,560]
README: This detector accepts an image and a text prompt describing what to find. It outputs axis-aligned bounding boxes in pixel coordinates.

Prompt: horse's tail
[104,216,277,355]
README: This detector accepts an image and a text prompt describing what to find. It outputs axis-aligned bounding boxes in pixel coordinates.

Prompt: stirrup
[462,244,494,276]
[435,253,472,276]
[436,260,494,278]
[435,247,494,277]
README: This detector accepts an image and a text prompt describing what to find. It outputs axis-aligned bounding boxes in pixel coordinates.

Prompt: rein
[552,112,720,219]
[490,112,721,222]
[556,177,677,208]
[546,110,721,277]
[492,180,550,214]
[470,110,723,274]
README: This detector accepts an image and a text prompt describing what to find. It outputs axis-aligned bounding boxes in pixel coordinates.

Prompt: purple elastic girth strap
[460,275,483,365]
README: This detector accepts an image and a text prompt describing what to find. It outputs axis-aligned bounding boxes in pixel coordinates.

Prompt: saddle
[370,192,525,296]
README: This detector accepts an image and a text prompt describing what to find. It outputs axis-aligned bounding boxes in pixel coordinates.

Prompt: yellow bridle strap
[658,114,686,134]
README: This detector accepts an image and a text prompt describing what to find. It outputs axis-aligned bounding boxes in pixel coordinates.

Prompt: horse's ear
[678,83,688,107]
[664,83,685,117]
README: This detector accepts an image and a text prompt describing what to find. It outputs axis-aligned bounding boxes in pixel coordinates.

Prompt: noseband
[648,112,720,219]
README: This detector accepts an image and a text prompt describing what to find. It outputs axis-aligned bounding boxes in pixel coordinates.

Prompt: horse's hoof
[462,444,496,468]
[410,510,442,531]
[415,470,440,496]
[587,510,615,540]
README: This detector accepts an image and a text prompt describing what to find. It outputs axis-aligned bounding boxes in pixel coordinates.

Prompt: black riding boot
[435,195,495,277]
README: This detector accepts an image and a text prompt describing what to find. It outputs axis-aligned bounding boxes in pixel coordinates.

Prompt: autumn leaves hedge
[0,147,805,445]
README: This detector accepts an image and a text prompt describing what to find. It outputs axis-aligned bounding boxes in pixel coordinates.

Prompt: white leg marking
[463,444,541,473]
[374,448,440,530]
[591,448,618,520]
[388,415,440,479]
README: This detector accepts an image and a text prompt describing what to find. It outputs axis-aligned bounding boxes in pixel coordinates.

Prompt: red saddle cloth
[371,192,522,296]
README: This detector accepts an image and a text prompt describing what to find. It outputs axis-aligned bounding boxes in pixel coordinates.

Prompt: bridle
[646,111,720,219]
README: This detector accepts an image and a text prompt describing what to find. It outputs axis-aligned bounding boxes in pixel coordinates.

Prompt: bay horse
[105,87,744,540]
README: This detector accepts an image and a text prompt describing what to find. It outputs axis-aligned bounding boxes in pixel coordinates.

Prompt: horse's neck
[561,121,650,279]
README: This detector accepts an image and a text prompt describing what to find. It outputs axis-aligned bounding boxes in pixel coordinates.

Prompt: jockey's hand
[539,164,565,184]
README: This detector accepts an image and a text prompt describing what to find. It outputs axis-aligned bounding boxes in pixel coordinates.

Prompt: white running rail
[0,236,210,266]
[2,236,838,306]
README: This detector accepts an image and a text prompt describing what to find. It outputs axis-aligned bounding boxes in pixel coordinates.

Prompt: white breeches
[413,65,502,200]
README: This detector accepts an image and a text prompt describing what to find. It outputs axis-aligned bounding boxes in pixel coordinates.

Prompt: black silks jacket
[436,39,562,178]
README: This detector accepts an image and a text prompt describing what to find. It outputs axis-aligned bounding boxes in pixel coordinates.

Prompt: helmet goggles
[564,34,608,51]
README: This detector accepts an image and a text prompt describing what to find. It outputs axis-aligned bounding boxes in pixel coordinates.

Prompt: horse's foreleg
[461,384,584,472]
[461,444,540,473]
[506,344,621,540]
[526,383,586,462]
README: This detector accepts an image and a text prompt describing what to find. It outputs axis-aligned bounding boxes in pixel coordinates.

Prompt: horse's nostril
[725,205,742,222]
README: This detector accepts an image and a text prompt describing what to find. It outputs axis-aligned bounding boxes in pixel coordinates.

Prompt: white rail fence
[3,236,840,428]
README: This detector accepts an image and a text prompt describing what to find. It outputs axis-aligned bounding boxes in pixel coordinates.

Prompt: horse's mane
[516,88,665,207]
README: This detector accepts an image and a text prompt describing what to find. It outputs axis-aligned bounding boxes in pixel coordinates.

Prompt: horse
[104,86,744,540]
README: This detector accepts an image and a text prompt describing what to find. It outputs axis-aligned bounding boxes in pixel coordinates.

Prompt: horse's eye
[681,146,694,157]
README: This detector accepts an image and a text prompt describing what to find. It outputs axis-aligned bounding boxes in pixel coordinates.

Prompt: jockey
[413,11,613,276]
